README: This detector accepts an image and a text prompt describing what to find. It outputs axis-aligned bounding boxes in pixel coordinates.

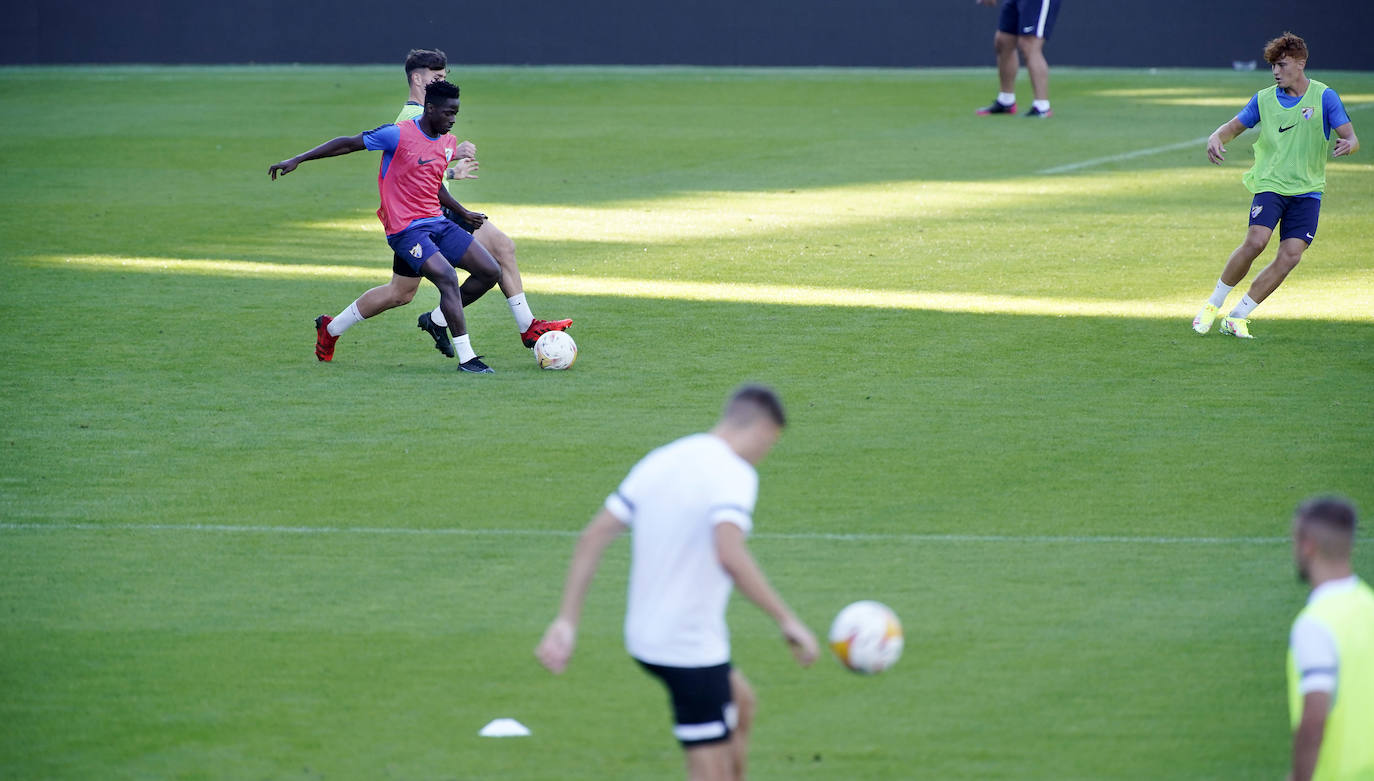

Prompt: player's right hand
[780,616,819,667]
[1206,137,1226,165]
[536,617,577,674]
[268,159,298,179]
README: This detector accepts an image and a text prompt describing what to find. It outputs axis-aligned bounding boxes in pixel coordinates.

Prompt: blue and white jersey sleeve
[1324,89,1351,137]
[1291,614,1338,695]
[1236,94,1261,128]
[362,123,401,152]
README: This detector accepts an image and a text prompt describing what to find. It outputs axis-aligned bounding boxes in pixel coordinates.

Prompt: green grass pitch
[1,64,1372,779]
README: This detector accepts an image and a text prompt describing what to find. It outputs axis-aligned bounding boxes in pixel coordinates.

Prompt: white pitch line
[1040,101,1374,176]
[0,522,1286,545]
[1038,136,1210,175]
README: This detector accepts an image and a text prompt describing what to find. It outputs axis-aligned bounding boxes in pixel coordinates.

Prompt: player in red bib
[269,80,501,374]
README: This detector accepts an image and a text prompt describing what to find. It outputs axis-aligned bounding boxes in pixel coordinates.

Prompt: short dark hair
[424,80,460,107]
[725,384,786,428]
[1296,496,1358,537]
[405,48,447,80]
[1264,32,1308,64]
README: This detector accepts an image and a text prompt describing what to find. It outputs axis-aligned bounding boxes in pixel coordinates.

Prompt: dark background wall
[4,1,1370,70]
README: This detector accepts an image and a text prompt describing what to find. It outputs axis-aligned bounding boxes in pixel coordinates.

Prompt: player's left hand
[458,210,488,231]
[268,159,298,179]
[1332,137,1357,157]
[455,140,477,159]
[446,158,479,180]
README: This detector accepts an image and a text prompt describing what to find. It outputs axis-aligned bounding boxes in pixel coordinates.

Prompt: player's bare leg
[356,274,422,316]
[474,221,523,297]
[684,742,735,781]
[1220,225,1273,286]
[995,31,1019,93]
[728,669,757,781]
[1018,35,1050,103]
[1246,237,1309,303]
[463,219,573,347]
[420,251,493,373]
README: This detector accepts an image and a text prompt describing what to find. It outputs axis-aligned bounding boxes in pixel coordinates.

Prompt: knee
[1275,249,1305,272]
[1241,235,1270,256]
[994,32,1015,53]
[489,233,517,267]
[393,286,416,306]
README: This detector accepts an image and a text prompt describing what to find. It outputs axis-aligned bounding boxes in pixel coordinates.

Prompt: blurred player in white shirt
[537,385,819,781]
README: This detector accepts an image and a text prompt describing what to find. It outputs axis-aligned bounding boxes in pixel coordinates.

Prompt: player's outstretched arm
[714,522,819,667]
[535,508,626,674]
[1332,122,1359,158]
[268,134,367,179]
[1206,118,1248,165]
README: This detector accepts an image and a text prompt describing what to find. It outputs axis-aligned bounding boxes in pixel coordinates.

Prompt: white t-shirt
[1290,575,1359,696]
[605,433,757,668]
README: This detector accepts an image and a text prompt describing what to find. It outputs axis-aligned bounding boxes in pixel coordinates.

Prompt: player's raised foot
[314,315,338,362]
[520,318,574,348]
[1024,106,1053,118]
[417,312,455,358]
[458,356,495,374]
[976,99,1017,115]
[1219,316,1253,339]
[1192,303,1220,335]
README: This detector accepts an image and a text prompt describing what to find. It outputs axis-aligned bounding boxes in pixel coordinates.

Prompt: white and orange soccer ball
[828,600,903,674]
[533,330,578,370]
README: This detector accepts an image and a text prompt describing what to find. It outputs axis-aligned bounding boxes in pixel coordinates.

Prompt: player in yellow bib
[1287,496,1374,781]
[1192,33,1358,339]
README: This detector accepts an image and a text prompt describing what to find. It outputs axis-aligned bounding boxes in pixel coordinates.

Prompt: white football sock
[1229,294,1259,319]
[328,300,365,337]
[1033,99,1051,113]
[998,92,1016,106]
[453,334,476,363]
[430,306,447,329]
[1207,279,1234,308]
[507,293,534,333]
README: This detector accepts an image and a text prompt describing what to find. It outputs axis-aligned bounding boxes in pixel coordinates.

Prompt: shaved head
[722,384,786,429]
[1293,496,1358,583]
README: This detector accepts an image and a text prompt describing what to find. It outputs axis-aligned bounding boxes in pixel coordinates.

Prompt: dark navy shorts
[386,218,475,275]
[997,0,1061,39]
[1249,192,1321,244]
[637,659,736,747]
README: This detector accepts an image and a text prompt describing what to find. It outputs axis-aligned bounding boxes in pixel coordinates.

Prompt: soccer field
[2,65,1372,779]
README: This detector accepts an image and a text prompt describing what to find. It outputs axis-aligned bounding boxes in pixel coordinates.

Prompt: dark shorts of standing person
[387,217,475,277]
[997,0,1061,39]
[637,659,737,747]
[1249,192,1321,244]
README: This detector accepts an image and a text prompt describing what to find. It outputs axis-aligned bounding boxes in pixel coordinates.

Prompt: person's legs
[683,743,735,781]
[1221,224,1274,286]
[420,250,491,372]
[315,270,423,361]
[995,31,1019,94]
[1244,237,1309,304]
[728,670,756,780]
[474,221,522,297]
[1018,35,1049,103]
[1193,195,1280,334]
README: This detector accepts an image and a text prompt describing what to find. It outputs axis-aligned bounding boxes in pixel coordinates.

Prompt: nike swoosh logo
[1278,124,1297,133]
[417,157,435,165]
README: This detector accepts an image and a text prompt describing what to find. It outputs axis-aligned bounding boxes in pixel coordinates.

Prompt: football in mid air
[533,330,578,370]
[828,600,903,674]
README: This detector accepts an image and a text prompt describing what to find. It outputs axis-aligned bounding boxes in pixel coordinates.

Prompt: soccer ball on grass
[828,600,903,674]
[533,330,578,370]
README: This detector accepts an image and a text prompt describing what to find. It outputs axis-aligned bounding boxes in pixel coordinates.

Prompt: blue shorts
[637,659,736,747]
[386,218,475,275]
[1249,192,1321,244]
[997,0,1061,39]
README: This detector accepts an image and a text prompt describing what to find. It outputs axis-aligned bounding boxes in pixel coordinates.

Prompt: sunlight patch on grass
[289,172,1234,244]
[37,255,1373,321]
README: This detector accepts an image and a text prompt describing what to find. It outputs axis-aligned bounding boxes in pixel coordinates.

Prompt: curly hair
[424,79,460,107]
[1263,32,1308,65]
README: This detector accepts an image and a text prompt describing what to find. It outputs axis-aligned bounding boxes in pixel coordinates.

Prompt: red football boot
[314,315,339,361]
[520,318,573,348]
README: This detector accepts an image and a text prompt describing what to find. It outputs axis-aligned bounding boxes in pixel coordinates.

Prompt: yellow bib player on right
[1190,32,1359,339]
